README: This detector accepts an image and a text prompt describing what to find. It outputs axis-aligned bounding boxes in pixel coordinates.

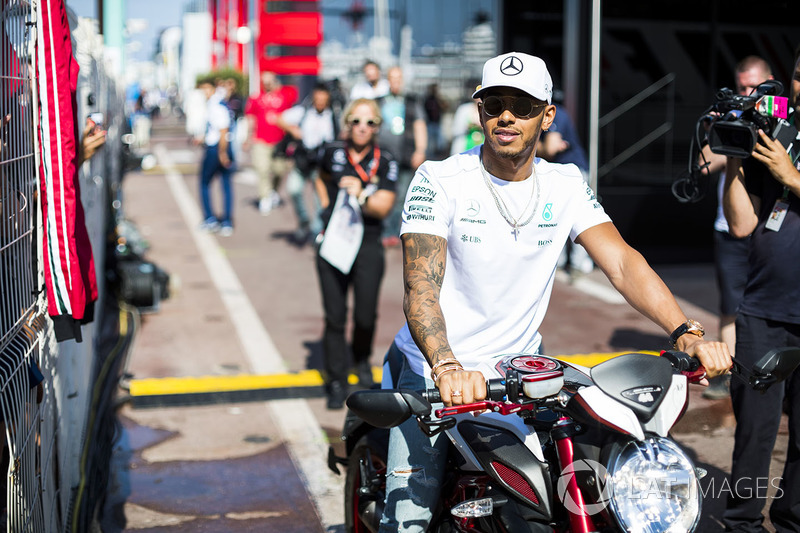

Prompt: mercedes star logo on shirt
[466,199,480,217]
[500,56,523,76]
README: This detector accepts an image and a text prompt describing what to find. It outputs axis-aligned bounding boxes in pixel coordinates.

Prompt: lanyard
[346,145,381,184]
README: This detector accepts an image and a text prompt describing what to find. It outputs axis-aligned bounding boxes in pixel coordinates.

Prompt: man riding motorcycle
[378,52,733,533]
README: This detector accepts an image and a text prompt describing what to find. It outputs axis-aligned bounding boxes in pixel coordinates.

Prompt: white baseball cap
[472,52,553,104]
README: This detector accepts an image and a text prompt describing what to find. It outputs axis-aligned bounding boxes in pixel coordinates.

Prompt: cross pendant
[512,226,519,240]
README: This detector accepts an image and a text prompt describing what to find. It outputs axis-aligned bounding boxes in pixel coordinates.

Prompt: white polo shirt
[394,145,611,378]
[204,91,231,146]
[281,105,336,149]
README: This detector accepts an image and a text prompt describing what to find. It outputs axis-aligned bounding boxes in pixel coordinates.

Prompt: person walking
[314,98,398,409]
[244,71,297,215]
[423,83,447,158]
[376,66,427,247]
[277,83,338,244]
[196,77,235,236]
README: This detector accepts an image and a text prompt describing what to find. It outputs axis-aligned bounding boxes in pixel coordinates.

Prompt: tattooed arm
[402,232,486,405]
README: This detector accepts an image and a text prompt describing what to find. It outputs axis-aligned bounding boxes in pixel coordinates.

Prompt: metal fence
[1,1,128,531]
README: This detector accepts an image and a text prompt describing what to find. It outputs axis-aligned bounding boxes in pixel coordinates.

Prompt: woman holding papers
[315,98,399,409]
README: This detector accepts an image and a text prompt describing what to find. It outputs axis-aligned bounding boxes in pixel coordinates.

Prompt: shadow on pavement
[608,328,669,352]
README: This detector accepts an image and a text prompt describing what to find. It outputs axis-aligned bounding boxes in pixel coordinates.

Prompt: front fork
[552,418,598,533]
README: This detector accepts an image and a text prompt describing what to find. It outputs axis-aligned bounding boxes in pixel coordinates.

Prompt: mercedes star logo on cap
[500,56,523,76]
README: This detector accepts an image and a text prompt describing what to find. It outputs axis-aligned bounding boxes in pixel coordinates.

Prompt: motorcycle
[327,347,800,532]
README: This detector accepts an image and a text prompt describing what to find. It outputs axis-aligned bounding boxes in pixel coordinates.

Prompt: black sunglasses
[481,95,545,118]
[349,118,380,127]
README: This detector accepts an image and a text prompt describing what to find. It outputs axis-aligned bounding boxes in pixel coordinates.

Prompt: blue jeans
[379,343,449,532]
[286,166,322,234]
[200,144,234,224]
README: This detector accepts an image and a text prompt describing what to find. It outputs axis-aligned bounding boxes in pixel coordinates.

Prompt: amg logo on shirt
[459,218,486,224]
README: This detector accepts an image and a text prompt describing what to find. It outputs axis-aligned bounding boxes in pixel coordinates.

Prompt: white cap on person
[472,52,553,104]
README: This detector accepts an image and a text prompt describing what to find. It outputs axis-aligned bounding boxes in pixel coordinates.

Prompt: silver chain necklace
[480,159,540,240]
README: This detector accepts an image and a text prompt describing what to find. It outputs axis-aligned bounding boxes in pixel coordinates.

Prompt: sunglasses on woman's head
[349,118,380,127]
[481,95,546,118]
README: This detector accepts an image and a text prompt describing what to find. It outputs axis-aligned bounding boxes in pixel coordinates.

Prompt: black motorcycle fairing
[346,389,431,429]
[590,353,674,421]
[457,420,554,521]
[487,490,556,533]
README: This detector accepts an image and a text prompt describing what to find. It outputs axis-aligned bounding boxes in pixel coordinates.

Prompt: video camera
[706,80,797,158]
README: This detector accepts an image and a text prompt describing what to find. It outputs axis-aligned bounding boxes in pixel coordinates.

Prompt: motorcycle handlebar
[661,350,701,372]
[425,352,706,405]
[424,378,517,405]
[423,389,441,403]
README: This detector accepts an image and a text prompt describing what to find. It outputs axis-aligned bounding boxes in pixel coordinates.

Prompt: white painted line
[154,144,344,531]
[555,270,626,305]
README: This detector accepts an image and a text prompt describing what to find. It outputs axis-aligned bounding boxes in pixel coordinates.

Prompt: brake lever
[435,399,538,418]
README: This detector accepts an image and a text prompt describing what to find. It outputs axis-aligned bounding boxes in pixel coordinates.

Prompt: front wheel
[345,429,389,533]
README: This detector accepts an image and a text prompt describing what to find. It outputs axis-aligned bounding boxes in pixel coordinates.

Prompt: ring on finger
[451,390,462,397]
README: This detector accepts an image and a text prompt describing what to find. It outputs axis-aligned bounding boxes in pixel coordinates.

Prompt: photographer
[699,56,773,400]
[721,47,800,532]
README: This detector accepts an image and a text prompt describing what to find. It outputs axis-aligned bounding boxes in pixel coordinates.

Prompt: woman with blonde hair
[315,98,398,409]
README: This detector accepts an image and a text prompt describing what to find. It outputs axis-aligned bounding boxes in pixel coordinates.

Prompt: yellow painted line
[555,350,660,368]
[129,367,381,397]
[129,352,660,397]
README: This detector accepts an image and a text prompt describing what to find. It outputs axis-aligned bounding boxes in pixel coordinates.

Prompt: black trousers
[724,313,800,532]
[316,235,385,384]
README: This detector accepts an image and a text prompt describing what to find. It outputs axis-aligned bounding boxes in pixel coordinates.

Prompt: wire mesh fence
[1,1,127,531]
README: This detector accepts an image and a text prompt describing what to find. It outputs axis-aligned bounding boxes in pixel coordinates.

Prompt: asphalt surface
[100,116,789,532]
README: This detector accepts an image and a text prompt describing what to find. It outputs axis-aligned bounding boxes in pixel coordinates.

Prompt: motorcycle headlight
[605,436,701,533]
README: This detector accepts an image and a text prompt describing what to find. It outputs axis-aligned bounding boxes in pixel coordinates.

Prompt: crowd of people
[188,48,800,532]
